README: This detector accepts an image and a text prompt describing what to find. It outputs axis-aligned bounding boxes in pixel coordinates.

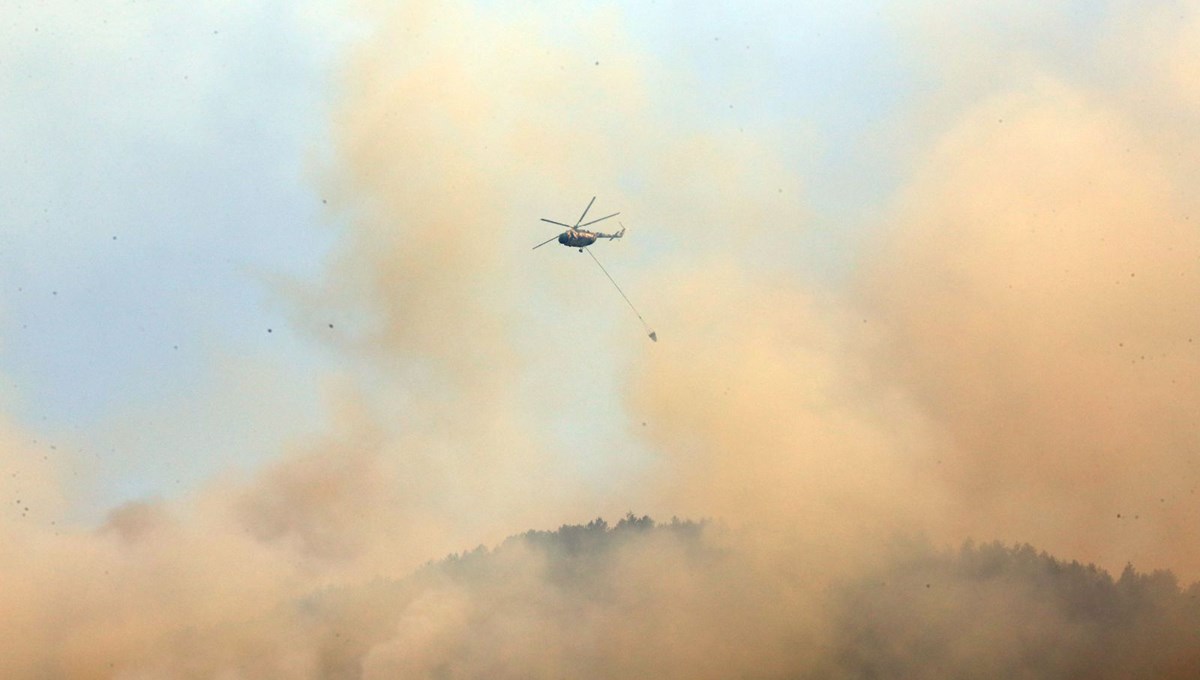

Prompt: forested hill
[194,517,1200,678]
[822,539,1200,679]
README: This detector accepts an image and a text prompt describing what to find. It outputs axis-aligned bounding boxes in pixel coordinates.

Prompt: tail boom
[595,225,626,240]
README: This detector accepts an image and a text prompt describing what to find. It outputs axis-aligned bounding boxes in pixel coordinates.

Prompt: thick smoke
[4,0,1200,677]
[863,79,1200,574]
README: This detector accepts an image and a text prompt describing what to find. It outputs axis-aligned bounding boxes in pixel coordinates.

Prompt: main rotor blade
[574,196,596,228]
[531,233,561,250]
[579,212,619,228]
[541,218,573,228]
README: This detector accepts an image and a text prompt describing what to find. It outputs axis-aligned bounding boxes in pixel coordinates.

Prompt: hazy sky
[2,1,352,508]
[1,0,918,515]
[5,0,1200,675]
[4,0,1200,579]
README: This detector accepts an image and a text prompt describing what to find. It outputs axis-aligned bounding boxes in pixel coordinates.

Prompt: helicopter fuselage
[558,227,625,249]
[559,229,599,248]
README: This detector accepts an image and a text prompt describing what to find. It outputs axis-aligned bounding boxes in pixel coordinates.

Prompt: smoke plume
[3,0,1200,677]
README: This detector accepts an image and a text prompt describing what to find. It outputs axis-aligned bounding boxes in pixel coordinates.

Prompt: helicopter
[531,196,625,251]
[532,196,657,342]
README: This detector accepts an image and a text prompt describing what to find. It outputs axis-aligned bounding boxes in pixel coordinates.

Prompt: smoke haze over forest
[3,0,1200,676]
